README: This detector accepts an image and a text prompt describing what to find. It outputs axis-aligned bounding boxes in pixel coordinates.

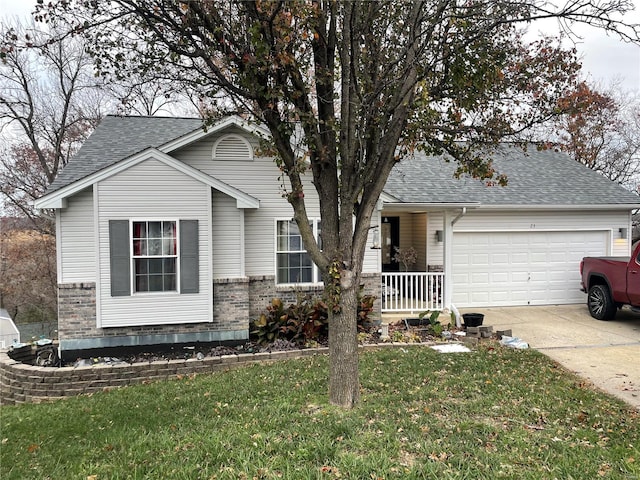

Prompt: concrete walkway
[385,304,640,410]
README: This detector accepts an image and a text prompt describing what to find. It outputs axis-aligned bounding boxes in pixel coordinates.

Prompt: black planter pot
[462,313,484,328]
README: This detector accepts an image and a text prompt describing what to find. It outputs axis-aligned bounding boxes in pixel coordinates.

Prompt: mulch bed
[10,320,464,367]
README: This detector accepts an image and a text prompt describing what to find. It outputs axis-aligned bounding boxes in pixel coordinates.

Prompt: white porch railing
[381,272,444,313]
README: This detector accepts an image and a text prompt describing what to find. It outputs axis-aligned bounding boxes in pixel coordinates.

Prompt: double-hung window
[109,219,198,297]
[132,220,178,293]
[276,219,321,284]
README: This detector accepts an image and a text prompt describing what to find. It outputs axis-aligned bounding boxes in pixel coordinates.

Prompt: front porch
[374,206,474,317]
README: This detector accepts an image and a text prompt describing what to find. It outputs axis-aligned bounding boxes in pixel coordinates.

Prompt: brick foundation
[57,283,97,338]
[247,275,325,320]
[361,273,382,323]
[248,273,381,323]
[56,274,382,357]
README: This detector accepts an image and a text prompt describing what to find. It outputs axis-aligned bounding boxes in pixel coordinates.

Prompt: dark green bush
[250,291,377,345]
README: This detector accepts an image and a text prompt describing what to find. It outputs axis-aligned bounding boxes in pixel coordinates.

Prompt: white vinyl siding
[396,212,412,253]
[175,128,383,277]
[97,158,211,327]
[211,189,242,278]
[362,217,380,274]
[58,187,95,283]
[411,213,428,270]
[426,212,445,268]
[174,129,321,277]
[454,209,627,230]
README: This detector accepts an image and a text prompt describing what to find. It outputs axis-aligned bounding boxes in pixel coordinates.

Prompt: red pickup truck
[580,242,640,320]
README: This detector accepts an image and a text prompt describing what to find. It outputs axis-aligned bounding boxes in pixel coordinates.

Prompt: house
[34,115,640,359]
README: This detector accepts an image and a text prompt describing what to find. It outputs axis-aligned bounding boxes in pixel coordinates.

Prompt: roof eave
[381,202,481,211]
[378,201,640,212]
[475,203,640,211]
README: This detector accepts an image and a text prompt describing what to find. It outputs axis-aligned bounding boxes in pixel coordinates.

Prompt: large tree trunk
[328,269,360,408]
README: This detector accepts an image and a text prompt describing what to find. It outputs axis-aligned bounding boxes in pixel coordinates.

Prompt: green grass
[1,345,638,479]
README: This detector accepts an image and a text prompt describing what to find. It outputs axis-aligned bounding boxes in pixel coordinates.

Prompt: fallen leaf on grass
[428,452,449,462]
[524,424,545,431]
[597,463,612,476]
[320,465,341,477]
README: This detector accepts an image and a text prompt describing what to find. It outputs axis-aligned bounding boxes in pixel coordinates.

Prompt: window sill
[131,290,180,296]
[275,283,324,292]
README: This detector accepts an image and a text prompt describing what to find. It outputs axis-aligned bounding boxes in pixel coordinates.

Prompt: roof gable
[46,116,203,194]
[35,148,259,209]
[44,115,268,195]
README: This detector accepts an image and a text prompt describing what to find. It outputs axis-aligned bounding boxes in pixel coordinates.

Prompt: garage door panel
[491,253,510,264]
[453,231,608,307]
[471,273,490,284]
[492,272,509,283]
[549,252,568,263]
[511,253,529,264]
[453,253,470,264]
[548,271,569,282]
[470,292,490,304]
[511,271,529,283]
[470,253,489,264]
[530,252,548,263]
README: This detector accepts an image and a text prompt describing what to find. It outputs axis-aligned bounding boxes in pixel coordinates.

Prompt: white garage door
[452,231,608,307]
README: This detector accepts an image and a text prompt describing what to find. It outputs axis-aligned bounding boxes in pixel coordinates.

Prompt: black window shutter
[180,220,199,294]
[109,220,131,297]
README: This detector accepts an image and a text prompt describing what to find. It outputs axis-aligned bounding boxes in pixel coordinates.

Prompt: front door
[381,216,400,271]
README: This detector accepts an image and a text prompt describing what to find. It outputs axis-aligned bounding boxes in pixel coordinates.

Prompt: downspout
[447,207,467,327]
[451,207,466,227]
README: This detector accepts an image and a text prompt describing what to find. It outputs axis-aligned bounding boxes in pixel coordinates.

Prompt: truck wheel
[587,284,617,320]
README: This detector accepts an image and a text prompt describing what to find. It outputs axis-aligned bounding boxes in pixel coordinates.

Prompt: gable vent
[212,134,254,161]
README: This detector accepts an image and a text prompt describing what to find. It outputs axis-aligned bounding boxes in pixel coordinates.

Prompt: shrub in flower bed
[251,292,376,345]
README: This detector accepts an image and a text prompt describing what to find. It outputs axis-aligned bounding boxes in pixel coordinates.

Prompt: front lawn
[1,345,638,479]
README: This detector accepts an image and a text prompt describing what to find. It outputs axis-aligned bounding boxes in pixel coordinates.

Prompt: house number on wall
[530,224,536,229]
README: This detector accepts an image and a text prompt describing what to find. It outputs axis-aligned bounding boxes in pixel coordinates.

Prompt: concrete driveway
[460,304,640,410]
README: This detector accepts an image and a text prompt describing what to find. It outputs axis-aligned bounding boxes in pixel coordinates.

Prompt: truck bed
[583,256,630,264]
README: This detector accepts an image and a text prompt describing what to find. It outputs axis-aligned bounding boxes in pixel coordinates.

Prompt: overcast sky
[1,0,639,92]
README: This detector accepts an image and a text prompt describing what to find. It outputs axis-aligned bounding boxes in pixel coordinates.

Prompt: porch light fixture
[435,230,443,243]
[620,227,628,239]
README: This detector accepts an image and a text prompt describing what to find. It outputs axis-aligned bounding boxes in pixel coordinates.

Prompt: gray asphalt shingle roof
[47,115,639,207]
[47,115,203,193]
[385,145,640,206]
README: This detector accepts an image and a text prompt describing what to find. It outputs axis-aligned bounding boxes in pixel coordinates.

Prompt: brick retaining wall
[0,348,325,406]
[0,342,417,406]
